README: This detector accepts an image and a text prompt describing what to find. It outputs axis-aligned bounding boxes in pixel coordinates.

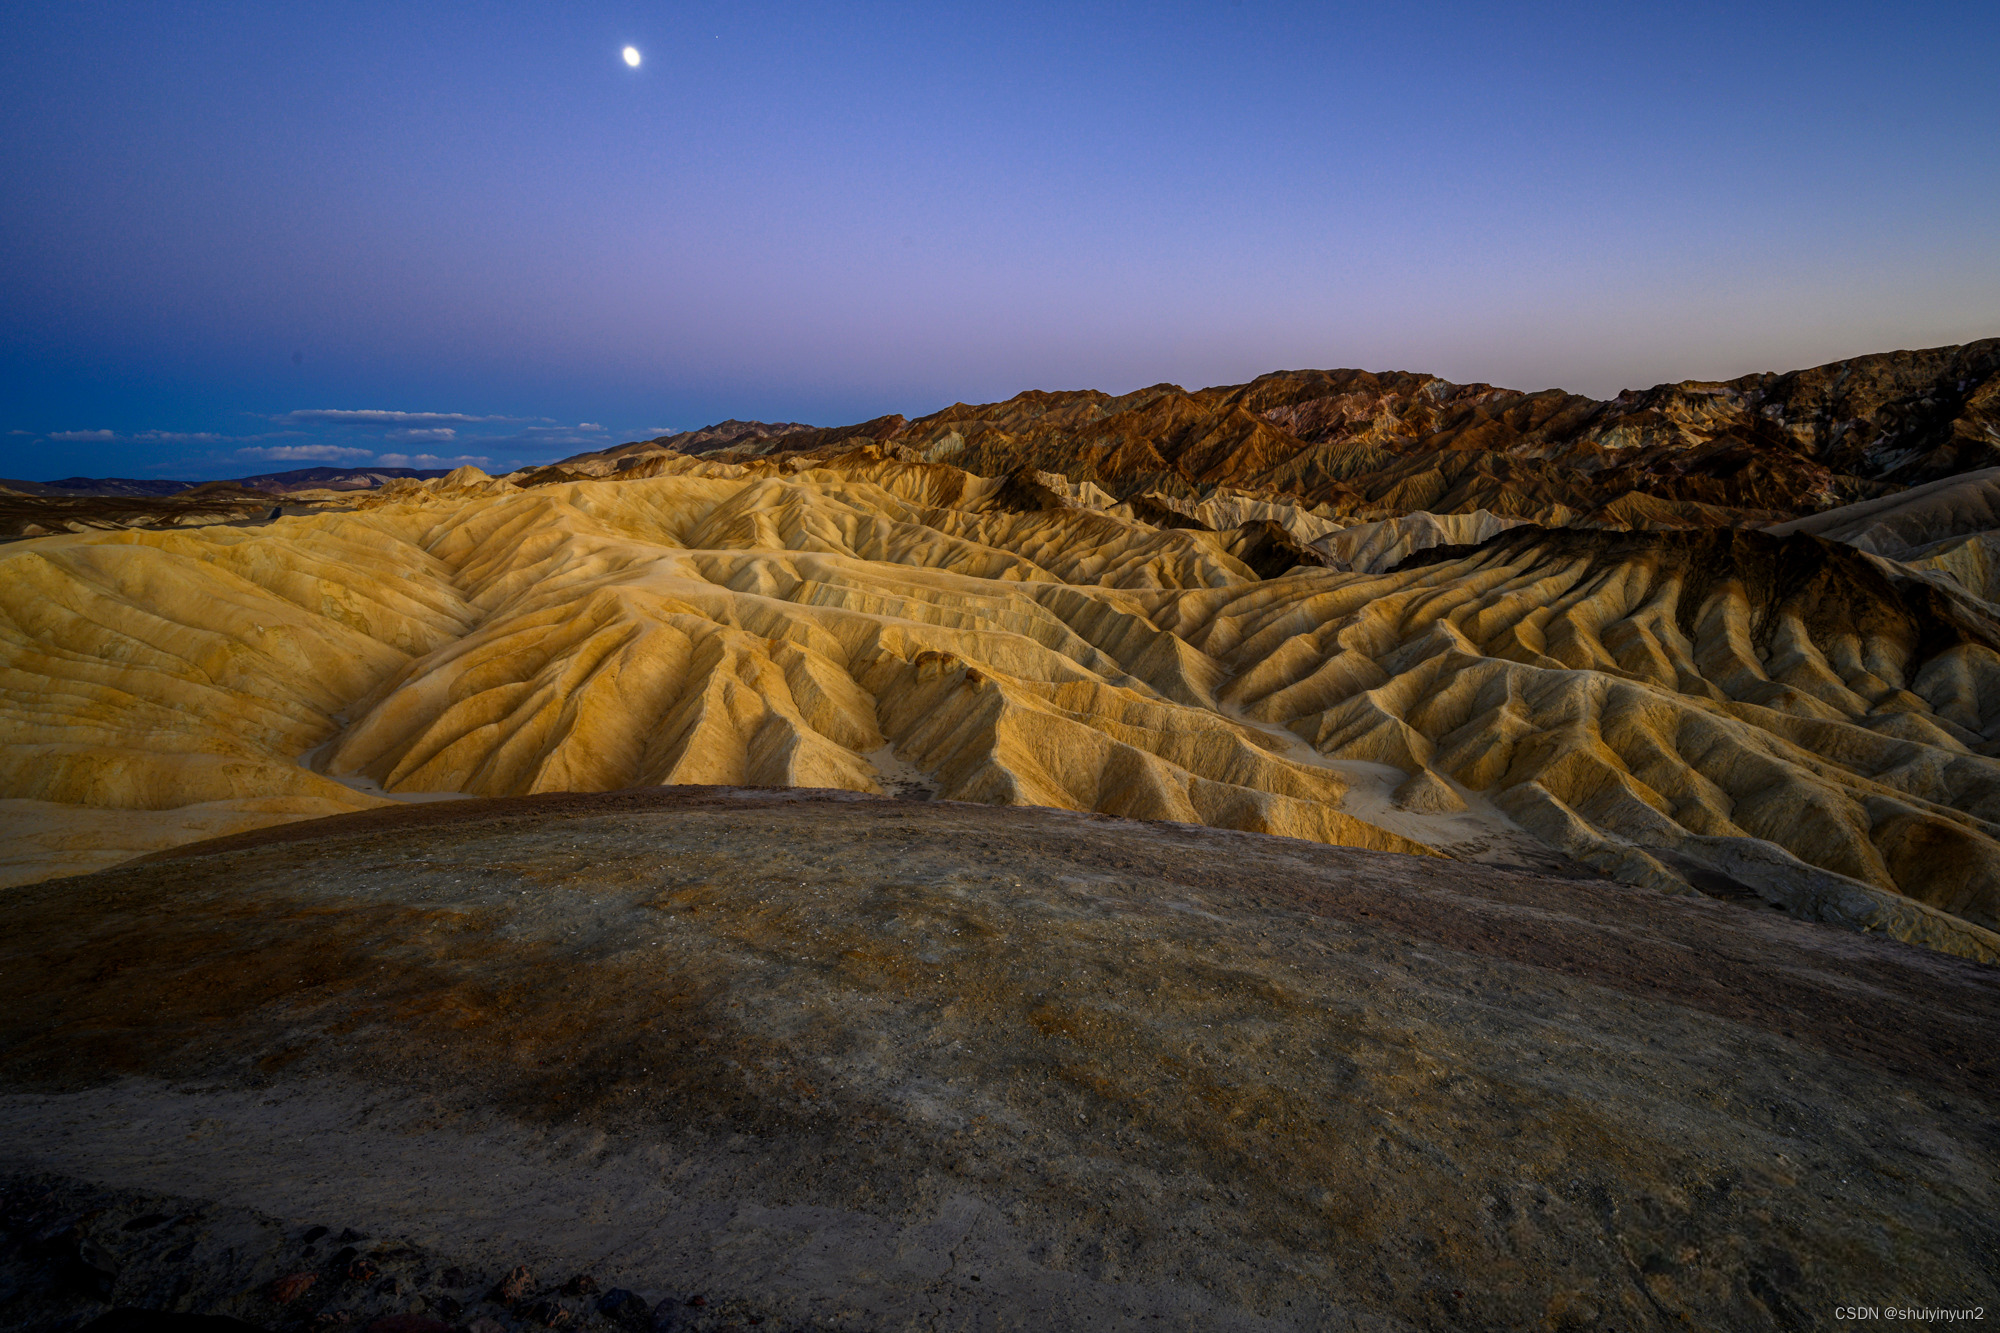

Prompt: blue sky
[3,0,1996,479]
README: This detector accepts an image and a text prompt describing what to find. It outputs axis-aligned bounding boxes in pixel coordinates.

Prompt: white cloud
[235,445,376,462]
[577,422,605,431]
[46,428,288,445]
[391,427,458,441]
[274,409,509,428]
[374,453,493,468]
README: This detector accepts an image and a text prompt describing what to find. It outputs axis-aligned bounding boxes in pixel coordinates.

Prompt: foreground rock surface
[2,790,1995,1331]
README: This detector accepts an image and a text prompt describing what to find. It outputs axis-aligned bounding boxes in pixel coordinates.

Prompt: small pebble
[57,1236,120,1298]
[527,1298,573,1328]
[270,1272,319,1303]
[495,1264,535,1303]
[597,1287,647,1322]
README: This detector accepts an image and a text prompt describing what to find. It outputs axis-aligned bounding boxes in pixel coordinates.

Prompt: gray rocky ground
[2,788,1996,1331]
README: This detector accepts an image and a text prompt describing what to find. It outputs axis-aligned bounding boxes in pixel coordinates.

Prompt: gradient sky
[3,0,1996,480]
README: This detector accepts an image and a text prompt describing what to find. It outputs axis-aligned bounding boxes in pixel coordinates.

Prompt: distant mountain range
[1,465,458,498]
[22,338,2000,530]
[226,465,460,493]
[564,338,2000,530]
[4,476,196,498]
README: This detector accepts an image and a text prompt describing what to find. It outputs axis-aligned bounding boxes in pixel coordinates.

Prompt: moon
[622,45,641,67]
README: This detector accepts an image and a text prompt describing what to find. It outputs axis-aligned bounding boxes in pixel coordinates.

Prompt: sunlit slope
[6,458,2000,960]
[0,512,480,879]
[1172,525,2000,956]
[320,466,1416,855]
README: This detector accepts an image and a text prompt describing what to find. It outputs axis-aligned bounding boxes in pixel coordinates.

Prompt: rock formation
[570,340,1999,530]
[1,790,1994,1331]
[8,445,2000,961]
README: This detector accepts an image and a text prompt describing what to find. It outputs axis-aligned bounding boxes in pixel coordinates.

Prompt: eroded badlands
[5,448,2000,962]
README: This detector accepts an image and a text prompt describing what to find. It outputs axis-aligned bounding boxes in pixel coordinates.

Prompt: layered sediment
[7,453,2000,959]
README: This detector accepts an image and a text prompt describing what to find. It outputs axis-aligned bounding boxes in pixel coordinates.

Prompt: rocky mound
[2,790,1995,1332]
[10,453,2000,960]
